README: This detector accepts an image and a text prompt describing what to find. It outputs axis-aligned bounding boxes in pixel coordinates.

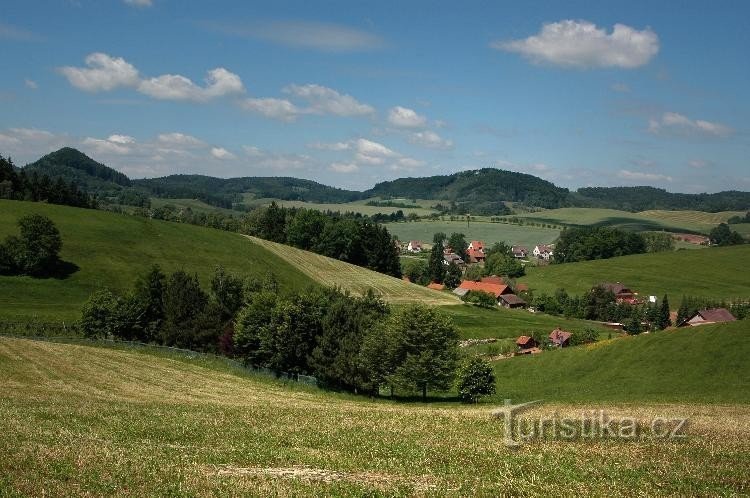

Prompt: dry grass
[245,236,459,306]
[1,338,748,496]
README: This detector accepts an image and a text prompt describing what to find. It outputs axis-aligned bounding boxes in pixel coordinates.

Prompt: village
[398,237,739,357]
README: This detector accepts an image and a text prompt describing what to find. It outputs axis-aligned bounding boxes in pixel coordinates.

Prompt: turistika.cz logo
[491,399,688,447]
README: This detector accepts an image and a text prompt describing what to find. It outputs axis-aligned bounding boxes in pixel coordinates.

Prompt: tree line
[0,155,93,209]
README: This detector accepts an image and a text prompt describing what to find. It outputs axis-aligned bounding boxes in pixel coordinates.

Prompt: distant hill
[572,186,750,212]
[24,147,131,194]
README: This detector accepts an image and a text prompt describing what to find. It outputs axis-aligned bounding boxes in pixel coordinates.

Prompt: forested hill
[572,187,750,212]
[365,168,570,209]
[24,148,131,191]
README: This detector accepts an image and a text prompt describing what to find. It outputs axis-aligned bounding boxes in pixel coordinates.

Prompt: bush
[456,356,496,403]
[79,289,123,338]
[462,290,497,309]
[0,214,62,276]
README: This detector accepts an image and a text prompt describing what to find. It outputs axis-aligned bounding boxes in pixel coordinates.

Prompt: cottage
[467,240,486,263]
[499,294,527,309]
[533,244,554,260]
[511,245,528,259]
[598,282,638,303]
[681,308,737,327]
[549,328,572,347]
[443,253,465,266]
[516,335,540,354]
[455,280,513,301]
[407,240,422,253]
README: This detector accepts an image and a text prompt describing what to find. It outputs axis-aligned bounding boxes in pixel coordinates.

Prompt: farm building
[549,328,572,347]
[407,240,423,253]
[533,244,554,260]
[516,336,541,354]
[499,294,527,309]
[598,282,639,303]
[680,308,737,327]
[511,245,529,258]
[480,275,504,285]
[443,253,465,266]
[467,240,486,263]
[453,280,514,300]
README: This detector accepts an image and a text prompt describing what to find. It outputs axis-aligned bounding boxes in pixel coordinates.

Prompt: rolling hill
[519,244,750,301]
[24,147,131,193]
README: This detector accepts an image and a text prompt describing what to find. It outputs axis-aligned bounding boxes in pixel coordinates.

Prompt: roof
[457,280,510,298]
[480,276,504,285]
[516,335,534,346]
[427,282,445,291]
[499,294,527,306]
[408,240,421,246]
[512,245,528,252]
[598,282,632,295]
[452,287,470,297]
[549,328,572,345]
[470,240,484,248]
[535,244,553,253]
[694,308,736,323]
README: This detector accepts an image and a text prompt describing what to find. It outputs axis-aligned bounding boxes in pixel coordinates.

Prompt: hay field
[0,337,747,496]
[245,236,459,306]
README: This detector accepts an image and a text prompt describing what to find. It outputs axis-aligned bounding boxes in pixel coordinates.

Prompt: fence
[0,332,319,387]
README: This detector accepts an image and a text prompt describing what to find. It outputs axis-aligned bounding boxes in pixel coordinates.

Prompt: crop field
[242,196,439,217]
[246,236,459,306]
[0,336,748,496]
[385,220,560,247]
[515,207,743,233]
[0,200,315,323]
[519,244,750,301]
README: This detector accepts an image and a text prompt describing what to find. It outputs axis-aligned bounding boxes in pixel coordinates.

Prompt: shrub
[456,356,496,403]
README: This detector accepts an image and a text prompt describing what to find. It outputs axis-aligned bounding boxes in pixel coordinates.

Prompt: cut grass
[0,200,315,323]
[384,220,560,247]
[246,236,459,306]
[520,244,750,301]
[0,336,748,496]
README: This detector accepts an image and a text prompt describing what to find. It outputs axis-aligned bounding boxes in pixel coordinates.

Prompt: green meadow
[385,220,560,247]
[243,196,439,217]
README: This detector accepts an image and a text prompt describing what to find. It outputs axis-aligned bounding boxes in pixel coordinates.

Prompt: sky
[1,0,749,193]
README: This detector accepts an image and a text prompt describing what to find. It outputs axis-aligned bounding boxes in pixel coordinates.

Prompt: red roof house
[456,280,513,299]
[549,328,572,347]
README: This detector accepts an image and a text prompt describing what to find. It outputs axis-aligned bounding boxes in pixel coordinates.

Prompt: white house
[533,244,553,260]
[407,240,422,253]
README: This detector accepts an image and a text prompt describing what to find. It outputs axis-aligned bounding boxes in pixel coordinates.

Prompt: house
[454,280,514,301]
[480,275,504,285]
[680,308,737,327]
[499,294,527,309]
[511,245,528,259]
[516,335,541,354]
[598,282,638,303]
[443,253,465,266]
[427,282,446,291]
[533,244,554,260]
[549,328,572,347]
[467,240,486,263]
[407,240,422,253]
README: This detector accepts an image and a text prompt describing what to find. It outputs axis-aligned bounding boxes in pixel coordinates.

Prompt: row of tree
[554,226,647,263]
[0,155,93,208]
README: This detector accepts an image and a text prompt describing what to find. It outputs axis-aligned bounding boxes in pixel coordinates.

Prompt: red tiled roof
[457,280,509,298]
[516,335,533,346]
[481,276,504,285]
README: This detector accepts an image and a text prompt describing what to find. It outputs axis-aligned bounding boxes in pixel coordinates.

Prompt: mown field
[520,244,750,301]
[0,335,748,496]
[0,200,315,323]
[246,236,458,306]
[243,196,438,217]
[515,207,743,233]
[385,220,560,247]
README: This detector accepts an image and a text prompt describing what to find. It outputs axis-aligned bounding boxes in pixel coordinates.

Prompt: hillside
[491,321,750,403]
[573,186,750,212]
[0,200,315,322]
[1,336,747,495]
[24,147,131,193]
[520,245,750,301]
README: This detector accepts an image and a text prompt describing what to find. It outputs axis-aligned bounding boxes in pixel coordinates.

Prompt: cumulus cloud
[617,169,672,182]
[156,132,205,147]
[493,20,659,69]
[329,162,359,173]
[239,97,303,122]
[205,20,384,52]
[0,21,43,42]
[59,53,140,92]
[409,130,453,149]
[308,141,351,151]
[283,84,374,117]
[648,112,733,137]
[387,106,427,128]
[241,145,311,170]
[210,147,236,160]
[82,135,134,155]
[315,137,424,173]
[60,53,244,102]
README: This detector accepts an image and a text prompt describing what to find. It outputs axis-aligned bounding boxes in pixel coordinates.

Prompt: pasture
[385,220,560,247]
[0,200,315,323]
[246,236,459,306]
[149,197,238,215]
[519,244,750,301]
[243,196,438,217]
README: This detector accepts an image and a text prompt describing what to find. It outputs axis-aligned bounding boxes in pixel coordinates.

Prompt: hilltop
[24,147,131,194]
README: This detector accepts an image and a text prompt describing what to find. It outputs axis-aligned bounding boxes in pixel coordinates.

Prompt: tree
[464,264,483,281]
[286,209,327,250]
[625,315,643,335]
[657,295,671,329]
[79,289,124,338]
[161,271,210,348]
[643,232,675,253]
[456,356,496,403]
[444,262,462,289]
[211,265,244,320]
[554,226,646,263]
[3,214,63,276]
[462,290,497,309]
[709,223,744,246]
[447,232,468,261]
[483,252,524,278]
[484,242,511,258]
[427,238,446,283]
[386,305,460,399]
[402,258,428,284]
[128,265,166,342]
[234,290,279,366]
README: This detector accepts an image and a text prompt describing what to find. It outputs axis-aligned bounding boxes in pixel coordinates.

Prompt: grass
[244,196,438,217]
[384,220,560,247]
[515,207,743,234]
[0,200,315,323]
[0,336,748,496]
[149,197,239,215]
[491,321,750,404]
[246,236,459,306]
[520,244,750,301]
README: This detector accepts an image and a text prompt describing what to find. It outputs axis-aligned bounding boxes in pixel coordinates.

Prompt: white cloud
[329,162,359,173]
[124,0,153,6]
[107,134,136,145]
[354,138,398,165]
[284,84,374,117]
[156,132,205,147]
[59,53,140,92]
[82,136,133,155]
[242,145,263,156]
[395,157,425,169]
[409,130,453,149]
[688,159,711,169]
[24,79,38,90]
[648,112,733,137]
[239,97,303,122]
[210,147,236,160]
[308,141,351,151]
[0,21,43,42]
[208,20,384,52]
[387,106,427,128]
[137,67,244,102]
[493,20,659,69]
[617,169,672,182]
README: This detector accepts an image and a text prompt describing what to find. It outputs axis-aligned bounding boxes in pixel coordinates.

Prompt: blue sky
[1,0,748,192]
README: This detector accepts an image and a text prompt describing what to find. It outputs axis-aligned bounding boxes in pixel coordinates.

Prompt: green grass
[385,220,560,247]
[149,197,239,215]
[520,245,750,301]
[244,196,438,217]
[515,207,743,234]
[491,321,750,404]
[0,200,315,323]
[732,223,750,237]
[1,336,748,496]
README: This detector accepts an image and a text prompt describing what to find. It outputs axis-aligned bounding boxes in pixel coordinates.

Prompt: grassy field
[246,236,459,306]
[244,196,438,217]
[0,200,315,323]
[0,336,748,495]
[385,220,560,247]
[520,245,750,301]
[515,207,743,233]
[149,197,239,215]
[492,321,750,404]
[732,223,750,237]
